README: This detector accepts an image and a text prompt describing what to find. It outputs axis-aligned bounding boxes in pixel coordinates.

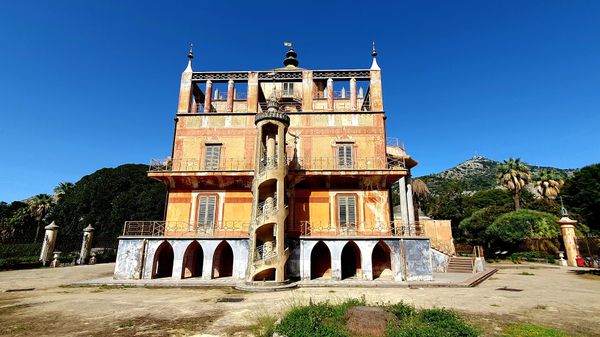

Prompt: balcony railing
[291,221,423,237]
[149,158,253,172]
[254,240,277,262]
[122,221,250,237]
[287,156,405,171]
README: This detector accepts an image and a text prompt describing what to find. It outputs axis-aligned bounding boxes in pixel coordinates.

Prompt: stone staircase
[446,256,474,273]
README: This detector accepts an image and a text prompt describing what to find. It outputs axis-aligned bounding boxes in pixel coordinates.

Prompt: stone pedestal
[558,217,579,267]
[39,222,59,266]
[78,224,95,264]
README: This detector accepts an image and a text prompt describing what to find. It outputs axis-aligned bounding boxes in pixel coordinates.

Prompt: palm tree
[411,178,430,216]
[53,182,74,201]
[28,193,54,242]
[534,169,564,200]
[497,158,531,210]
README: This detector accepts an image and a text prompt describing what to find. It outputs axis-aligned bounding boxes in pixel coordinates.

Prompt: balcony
[291,221,424,237]
[288,156,406,171]
[122,221,250,238]
[149,158,253,172]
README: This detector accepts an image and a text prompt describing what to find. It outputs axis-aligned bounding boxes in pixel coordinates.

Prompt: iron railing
[149,158,253,172]
[386,137,405,149]
[257,157,279,176]
[122,221,250,237]
[291,221,424,237]
[287,156,405,170]
[254,198,282,225]
[254,241,277,262]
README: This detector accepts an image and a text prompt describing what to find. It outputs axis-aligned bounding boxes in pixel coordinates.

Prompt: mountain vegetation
[416,157,598,255]
[0,164,166,253]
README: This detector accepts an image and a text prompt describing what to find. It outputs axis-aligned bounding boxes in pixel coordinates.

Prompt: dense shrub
[0,243,41,259]
[486,210,559,244]
[459,206,507,245]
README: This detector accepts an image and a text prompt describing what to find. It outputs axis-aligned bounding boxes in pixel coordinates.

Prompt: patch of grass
[533,304,547,310]
[250,314,277,337]
[269,298,479,337]
[503,323,568,337]
[519,272,535,276]
[275,297,366,337]
[490,304,500,307]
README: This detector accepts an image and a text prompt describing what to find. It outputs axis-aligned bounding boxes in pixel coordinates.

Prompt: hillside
[418,156,576,194]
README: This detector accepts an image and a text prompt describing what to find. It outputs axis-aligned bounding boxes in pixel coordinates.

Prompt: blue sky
[1,1,599,202]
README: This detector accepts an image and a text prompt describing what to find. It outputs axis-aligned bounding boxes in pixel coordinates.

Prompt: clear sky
[1,1,599,202]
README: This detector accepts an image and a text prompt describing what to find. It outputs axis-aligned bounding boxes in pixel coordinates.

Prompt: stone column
[406,182,416,228]
[247,72,259,112]
[78,224,94,265]
[350,78,357,111]
[302,70,313,111]
[203,80,213,113]
[558,216,579,267]
[398,178,409,228]
[327,78,334,112]
[177,69,193,113]
[39,222,59,266]
[227,79,235,112]
[369,69,383,111]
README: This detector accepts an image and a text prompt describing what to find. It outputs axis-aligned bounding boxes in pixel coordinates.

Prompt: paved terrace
[1,263,599,336]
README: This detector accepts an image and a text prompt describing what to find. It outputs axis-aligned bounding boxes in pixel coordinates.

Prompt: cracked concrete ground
[0,263,599,336]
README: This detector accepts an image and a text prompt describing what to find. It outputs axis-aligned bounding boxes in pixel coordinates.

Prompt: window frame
[203,143,222,170]
[194,194,219,232]
[336,194,358,231]
[336,142,354,169]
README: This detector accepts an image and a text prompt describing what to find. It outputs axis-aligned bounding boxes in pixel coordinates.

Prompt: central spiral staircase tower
[246,93,290,283]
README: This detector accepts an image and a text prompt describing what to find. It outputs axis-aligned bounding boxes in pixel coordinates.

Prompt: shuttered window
[337,144,353,169]
[337,195,357,227]
[197,195,217,227]
[204,145,221,170]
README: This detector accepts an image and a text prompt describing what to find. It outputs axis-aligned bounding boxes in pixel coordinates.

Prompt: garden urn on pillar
[78,224,95,264]
[40,222,59,266]
[557,216,579,267]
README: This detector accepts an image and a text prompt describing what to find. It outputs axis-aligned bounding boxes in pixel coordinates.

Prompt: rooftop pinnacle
[283,42,299,68]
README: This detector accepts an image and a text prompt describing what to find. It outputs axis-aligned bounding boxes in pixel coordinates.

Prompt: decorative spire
[370,41,380,70]
[283,42,299,68]
[184,43,193,72]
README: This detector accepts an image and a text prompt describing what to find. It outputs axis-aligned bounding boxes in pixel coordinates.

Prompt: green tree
[497,158,531,210]
[486,209,560,244]
[562,163,600,232]
[53,182,75,201]
[459,206,507,245]
[534,169,564,200]
[27,194,54,242]
[50,164,166,251]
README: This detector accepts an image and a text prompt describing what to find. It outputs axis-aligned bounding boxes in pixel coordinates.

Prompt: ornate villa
[114,44,456,284]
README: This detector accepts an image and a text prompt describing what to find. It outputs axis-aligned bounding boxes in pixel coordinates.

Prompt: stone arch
[181,241,204,279]
[253,267,276,281]
[372,240,392,280]
[310,241,331,279]
[152,241,174,279]
[212,240,234,278]
[341,240,362,279]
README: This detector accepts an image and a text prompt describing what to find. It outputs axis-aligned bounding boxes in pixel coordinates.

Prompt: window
[337,195,357,227]
[197,195,217,228]
[204,144,221,170]
[337,143,353,169]
[282,82,294,97]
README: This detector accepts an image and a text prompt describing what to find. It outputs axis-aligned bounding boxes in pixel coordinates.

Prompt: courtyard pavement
[1,263,599,336]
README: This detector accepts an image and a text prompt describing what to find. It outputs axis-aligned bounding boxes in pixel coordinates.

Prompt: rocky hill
[418,156,576,194]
